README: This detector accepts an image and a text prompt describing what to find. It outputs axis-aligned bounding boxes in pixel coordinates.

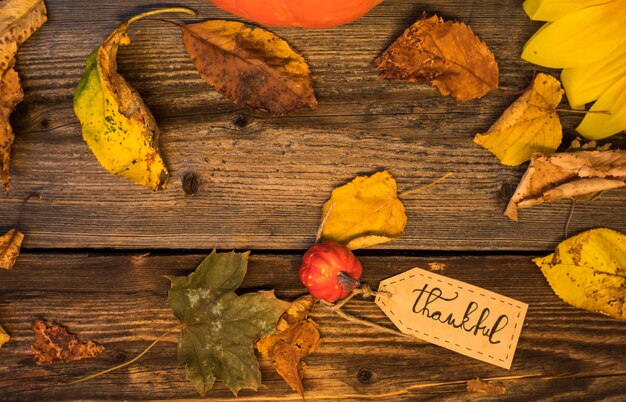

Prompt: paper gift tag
[375,267,528,369]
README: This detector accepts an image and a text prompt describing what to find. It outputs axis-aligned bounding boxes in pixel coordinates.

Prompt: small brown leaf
[32,319,104,365]
[257,296,321,395]
[505,148,626,221]
[181,20,317,115]
[373,14,498,101]
[467,378,507,395]
[0,228,23,270]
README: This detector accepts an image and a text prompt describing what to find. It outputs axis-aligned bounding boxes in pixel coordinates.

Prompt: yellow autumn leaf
[0,228,23,270]
[74,8,195,191]
[321,171,406,250]
[561,41,626,108]
[576,74,626,139]
[522,1,626,68]
[473,73,563,166]
[523,0,609,21]
[534,228,626,319]
[0,324,9,348]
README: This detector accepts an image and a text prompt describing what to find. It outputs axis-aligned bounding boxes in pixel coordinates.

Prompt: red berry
[298,241,363,302]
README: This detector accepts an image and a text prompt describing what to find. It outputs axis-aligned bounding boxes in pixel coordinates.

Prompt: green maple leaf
[167,250,286,396]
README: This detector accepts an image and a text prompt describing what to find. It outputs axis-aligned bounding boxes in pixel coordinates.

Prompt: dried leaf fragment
[257,296,321,395]
[321,171,406,250]
[0,0,47,193]
[0,228,23,270]
[182,20,317,115]
[32,319,104,364]
[373,14,498,101]
[534,228,626,319]
[467,378,507,395]
[74,8,195,190]
[167,250,287,396]
[505,148,626,221]
[474,73,563,166]
[0,324,9,348]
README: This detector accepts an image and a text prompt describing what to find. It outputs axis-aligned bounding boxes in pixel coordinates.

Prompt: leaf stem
[68,324,182,385]
[127,7,197,25]
[399,173,453,198]
[554,108,611,115]
[315,202,335,244]
[15,193,42,230]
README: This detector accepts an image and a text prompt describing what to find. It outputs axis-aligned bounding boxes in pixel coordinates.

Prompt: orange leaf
[182,20,317,115]
[32,319,104,365]
[257,296,321,395]
[373,14,498,101]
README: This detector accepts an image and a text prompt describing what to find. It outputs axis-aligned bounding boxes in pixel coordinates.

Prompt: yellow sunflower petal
[576,74,626,139]
[523,0,611,21]
[522,1,626,68]
[561,41,626,107]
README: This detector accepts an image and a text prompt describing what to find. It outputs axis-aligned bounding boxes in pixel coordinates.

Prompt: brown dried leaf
[373,14,498,101]
[257,296,321,395]
[32,319,104,365]
[182,20,317,116]
[0,227,23,270]
[505,149,626,221]
[0,0,47,193]
[467,378,507,395]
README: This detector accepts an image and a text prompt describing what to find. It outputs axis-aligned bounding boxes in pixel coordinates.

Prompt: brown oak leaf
[32,319,104,365]
[373,14,498,101]
[505,148,626,221]
[0,0,47,193]
[257,296,321,395]
[182,20,317,116]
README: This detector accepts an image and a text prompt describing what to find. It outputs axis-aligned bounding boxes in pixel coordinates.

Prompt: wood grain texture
[1,253,626,400]
[0,0,623,250]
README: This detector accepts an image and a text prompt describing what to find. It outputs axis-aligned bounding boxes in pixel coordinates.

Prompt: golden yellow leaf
[505,148,626,221]
[321,171,406,250]
[182,20,317,116]
[534,228,626,319]
[74,8,195,191]
[0,0,47,193]
[0,324,9,348]
[473,73,563,166]
[0,228,23,270]
[257,296,321,395]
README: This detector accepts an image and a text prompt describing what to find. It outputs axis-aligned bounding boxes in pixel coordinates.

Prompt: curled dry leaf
[373,14,498,102]
[0,0,47,193]
[32,319,104,364]
[466,378,507,395]
[505,148,626,221]
[167,250,287,396]
[257,296,321,395]
[74,8,196,191]
[182,20,317,116]
[474,73,563,166]
[321,171,406,250]
[0,227,23,270]
[534,228,626,319]
[0,324,9,348]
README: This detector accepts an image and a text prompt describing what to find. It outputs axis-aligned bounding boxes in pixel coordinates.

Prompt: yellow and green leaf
[576,74,626,139]
[523,0,609,21]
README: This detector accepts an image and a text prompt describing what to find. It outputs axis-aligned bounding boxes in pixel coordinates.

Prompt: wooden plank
[1,253,626,400]
[0,0,624,250]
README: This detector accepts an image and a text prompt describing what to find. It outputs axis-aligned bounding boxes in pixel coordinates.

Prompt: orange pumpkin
[209,0,383,28]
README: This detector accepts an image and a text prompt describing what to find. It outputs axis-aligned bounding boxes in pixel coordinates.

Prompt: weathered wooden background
[1,0,625,400]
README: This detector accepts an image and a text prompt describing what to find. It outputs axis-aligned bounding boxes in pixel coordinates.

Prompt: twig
[68,324,182,385]
[15,193,42,230]
[315,202,335,244]
[564,198,576,239]
[127,7,196,24]
[554,108,610,115]
[399,173,453,198]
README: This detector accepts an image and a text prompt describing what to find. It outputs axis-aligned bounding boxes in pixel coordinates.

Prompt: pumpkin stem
[338,271,360,291]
